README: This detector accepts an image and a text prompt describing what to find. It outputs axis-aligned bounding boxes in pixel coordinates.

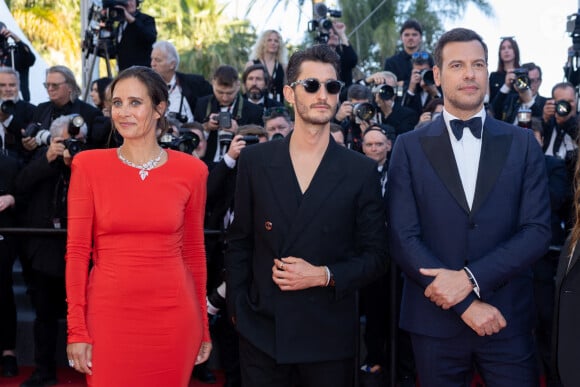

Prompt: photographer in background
[150,40,212,124]
[204,124,265,387]
[0,67,36,165]
[542,82,578,170]
[15,115,87,387]
[326,22,358,89]
[263,106,293,140]
[334,83,375,152]
[403,52,441,118]
[194,65,263,169]
[383,19,424,87]
[491,62,546,125]
[242,64,283,109]
[0,22,35,102]
[115,0,157,71]
[22,66,103,153]
[369,71,418,139]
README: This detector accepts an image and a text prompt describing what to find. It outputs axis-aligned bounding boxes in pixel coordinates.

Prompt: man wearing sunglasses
[383,19,426,87]
[226,44,388,387]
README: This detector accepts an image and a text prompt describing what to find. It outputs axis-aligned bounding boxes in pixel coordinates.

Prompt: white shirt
[167,75,194,124]
[442,108,486,210]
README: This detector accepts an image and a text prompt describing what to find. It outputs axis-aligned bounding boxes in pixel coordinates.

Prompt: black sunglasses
[411,51,430,60]
[289,78,345,95]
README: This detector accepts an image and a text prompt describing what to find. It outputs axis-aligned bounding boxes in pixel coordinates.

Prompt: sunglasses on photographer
[411,51,430,60]
[289,78,345,95]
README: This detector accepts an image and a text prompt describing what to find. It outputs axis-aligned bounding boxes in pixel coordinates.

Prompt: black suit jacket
[491,91,546,123]
[225,134,388,363]
[194,94,264,165]
[554,238,580,386]
[381,104,419,137]
[176,71,212,114]
[116,11,157,70]
[4,100,36,164]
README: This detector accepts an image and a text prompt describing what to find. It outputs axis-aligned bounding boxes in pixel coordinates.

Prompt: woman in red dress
[65,66,211,386]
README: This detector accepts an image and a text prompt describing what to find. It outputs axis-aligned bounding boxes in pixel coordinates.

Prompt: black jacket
[116,11,157,70]
[176,71,212,114]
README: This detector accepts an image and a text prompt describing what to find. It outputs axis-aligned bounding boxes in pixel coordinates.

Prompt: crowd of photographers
[0,2,579,386]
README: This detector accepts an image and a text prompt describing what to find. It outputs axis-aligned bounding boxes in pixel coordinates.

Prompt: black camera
[23,122,43,138]
[217,111,232,129]
[0,100,15,116]
[270,133,284,141]
[352,102,376,123]
[159,130,200,154]
[240,135,259,145]
[62,138,86,157]
[420,70,435,86]
[217,130,234,146]
[555,100,573,116]
[168,111,188,124]
[372,85,395,101]
[512,68,530,91]
[307,2,342,44]
[102,0,128,22]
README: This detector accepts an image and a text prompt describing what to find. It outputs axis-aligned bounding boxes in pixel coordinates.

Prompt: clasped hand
[272,257,326,291]
[420,268,472,309]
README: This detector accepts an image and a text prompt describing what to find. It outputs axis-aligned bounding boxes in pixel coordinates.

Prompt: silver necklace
[117,146,164,181]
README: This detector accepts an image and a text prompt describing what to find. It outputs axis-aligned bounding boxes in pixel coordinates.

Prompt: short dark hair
[522,62,542,81]
[433,28,488,69]
[213,65,239,87]
[286,44,340,85]
[242,64,270,86]
[400,19,422,36]
[551,82,575,98]
[347,84,372,102]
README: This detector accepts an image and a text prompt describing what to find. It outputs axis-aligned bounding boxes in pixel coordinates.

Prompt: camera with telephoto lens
[555,100,573,117]
[217,130,234,147]
[270,133,284,141]
[512,68,530,91]
[159,129,200,154]
[371,84,396,101]
[240,135,259,146]
[0,100,15,116]
[420,69,435,86]
[23,122,43,138]
[307,2,342,44]
[351,102,376,124]
[62,114,86,157]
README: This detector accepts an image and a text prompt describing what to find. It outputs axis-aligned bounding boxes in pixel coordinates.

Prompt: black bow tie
[450,117,482,140]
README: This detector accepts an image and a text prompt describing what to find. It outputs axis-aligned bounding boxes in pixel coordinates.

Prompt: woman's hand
[67,342,93,375]
[196,341,212,365]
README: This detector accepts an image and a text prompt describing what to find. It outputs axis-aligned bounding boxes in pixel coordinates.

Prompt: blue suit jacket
[388,115,551,338]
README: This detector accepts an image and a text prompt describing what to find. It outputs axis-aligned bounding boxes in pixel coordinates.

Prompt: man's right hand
[204,114,220,131]
[21,129,38,151]
[542,99,556,123]
[226,134,246,160]
[335,101,353,122]
[461,300,506,336]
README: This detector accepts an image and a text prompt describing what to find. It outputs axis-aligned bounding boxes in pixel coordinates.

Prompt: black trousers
[28,269,66,376]
[239,335,353,387]
[0,238,17,351]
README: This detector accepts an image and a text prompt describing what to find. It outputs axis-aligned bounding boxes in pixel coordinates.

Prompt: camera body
[512,68,530,91]
[62,138,86,157]
[167,111,188,124]
[307,2,342,44]
[23,122,43,138]
[371,85,396,101]
[159,130,200,154]
[240,135,260,145]
[0,100,15,116]
[555,100,573,117]
[217,111,232,129]
[351,102,376,124]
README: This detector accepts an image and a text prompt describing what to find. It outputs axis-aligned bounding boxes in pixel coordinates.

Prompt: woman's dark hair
[109,66,170,135]
[496,37,520,73]
[92,77,113,110]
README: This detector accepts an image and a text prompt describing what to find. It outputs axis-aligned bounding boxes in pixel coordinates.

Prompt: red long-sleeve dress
[65,148,209,387]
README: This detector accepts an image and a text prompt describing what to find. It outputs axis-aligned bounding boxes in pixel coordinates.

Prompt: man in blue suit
[388,28,551,386]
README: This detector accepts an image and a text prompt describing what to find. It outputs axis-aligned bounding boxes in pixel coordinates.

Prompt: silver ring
[68,359,74,367]
[279,262,285,271]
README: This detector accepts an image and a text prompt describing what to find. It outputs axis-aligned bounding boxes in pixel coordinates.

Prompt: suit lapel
[471,119,512,214]
[420,120,470,214]
[567,240,580,273]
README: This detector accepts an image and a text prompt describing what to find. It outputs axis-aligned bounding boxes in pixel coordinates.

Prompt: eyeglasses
[289,78,344,95]
[263,106,290,119]
[412,51,430,60]
[43,81,67,90]
[529,78,541,84]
